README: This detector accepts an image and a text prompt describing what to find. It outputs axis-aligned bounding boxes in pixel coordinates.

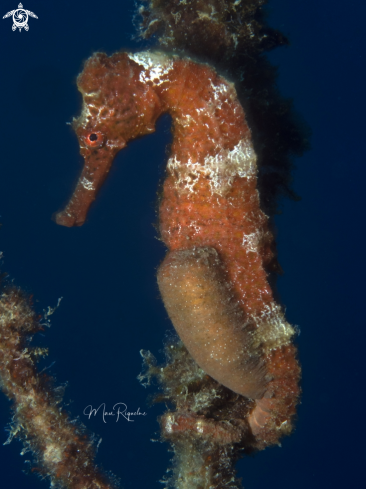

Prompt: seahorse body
[55,51,300,448]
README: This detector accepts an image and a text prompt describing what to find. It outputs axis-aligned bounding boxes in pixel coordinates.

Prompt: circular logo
[13,9,28,28]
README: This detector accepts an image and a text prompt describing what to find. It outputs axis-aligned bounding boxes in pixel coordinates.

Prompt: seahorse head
[74,52,162,156]
[55,52,162,227]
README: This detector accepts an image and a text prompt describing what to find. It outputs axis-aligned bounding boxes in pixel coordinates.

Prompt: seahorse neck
[130,52,249,159]
[128,51,259,195]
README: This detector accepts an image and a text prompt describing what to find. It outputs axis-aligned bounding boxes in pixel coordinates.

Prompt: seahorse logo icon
[2,3,38,32]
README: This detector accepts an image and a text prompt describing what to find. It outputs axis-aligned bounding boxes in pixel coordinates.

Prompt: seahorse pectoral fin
[157,247,269,400]
[54,150,117,227]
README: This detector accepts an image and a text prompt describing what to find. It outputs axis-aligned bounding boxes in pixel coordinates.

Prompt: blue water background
[0,0,365,488]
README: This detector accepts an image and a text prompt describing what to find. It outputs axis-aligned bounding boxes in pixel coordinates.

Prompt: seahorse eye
[84,131,104,148]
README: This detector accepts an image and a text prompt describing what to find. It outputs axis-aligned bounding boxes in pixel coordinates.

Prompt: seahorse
[55,51,300,448]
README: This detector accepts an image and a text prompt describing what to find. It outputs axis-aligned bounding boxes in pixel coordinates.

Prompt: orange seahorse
[55,51,300,449]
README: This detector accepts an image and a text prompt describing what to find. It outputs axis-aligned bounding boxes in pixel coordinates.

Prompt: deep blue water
[0,1,365,488]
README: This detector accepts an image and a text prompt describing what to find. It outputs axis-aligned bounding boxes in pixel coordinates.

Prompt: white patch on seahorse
[167,138,258,194]
[128,51,174,86]
[210,79,234,103]
[242,231,260,252]
[251,302,296,352]
[81,177,95,191]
